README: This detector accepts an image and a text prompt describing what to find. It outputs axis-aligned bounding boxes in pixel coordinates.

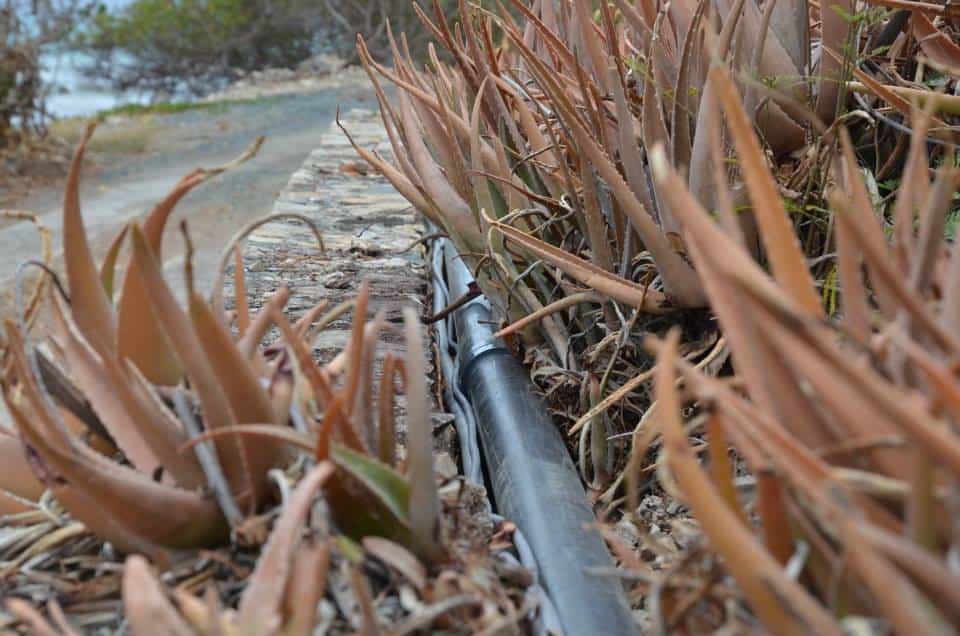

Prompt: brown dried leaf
[129,224,255,507]
[485,212,669,312]
[122,555,194,636]
[710,65,823,317]
[63,123,117,354]
[363,536,428,592]
[237,461,335,634]
[653,332,843,635]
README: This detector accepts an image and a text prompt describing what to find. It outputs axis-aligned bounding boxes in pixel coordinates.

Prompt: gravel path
[0,81,377,314]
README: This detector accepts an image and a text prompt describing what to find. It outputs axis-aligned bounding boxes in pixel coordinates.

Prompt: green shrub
[80,0,324,94]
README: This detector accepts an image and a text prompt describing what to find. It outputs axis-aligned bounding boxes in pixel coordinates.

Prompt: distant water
[38,0,149,119]
[41,49,150,119]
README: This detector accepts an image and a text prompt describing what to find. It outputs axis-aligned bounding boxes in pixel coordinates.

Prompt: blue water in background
[41,50,149,118]
[38,0,151,118]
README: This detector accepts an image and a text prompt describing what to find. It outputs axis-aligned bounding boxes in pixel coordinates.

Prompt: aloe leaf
[189,290,289,476]
[710,65,823,317]
[331,445,410,524]
[63,123,117,355]
[237,462,335,634]
[912,12,960,67]
[238,286,291,359]
[649,145,837,448]
[116,172,206,385]
[840,523,953,635]
[283,541,331,636]
[327,444,419,549]
[129,224,256,508]
[511,37,706,307]
[403,308,443,563]
[654,332,843,635]
[816,0,854,123]
[378,353,401,467]
[642,43,678,233]
[485,211,669,311]
[99,224,129,301]
[123,556,194,636]
[342,282,370,419]
[269,304,333,410]
[395,91,484,252]
[4,321,226,551]
[49,293,203,488]
[571,0,610,94]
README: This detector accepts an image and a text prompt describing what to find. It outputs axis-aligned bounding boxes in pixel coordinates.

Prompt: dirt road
[0,84,377,313]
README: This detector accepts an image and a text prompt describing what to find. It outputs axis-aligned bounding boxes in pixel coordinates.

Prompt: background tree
[79,0,327,96]
[80,0,463,95]
[0,0,88,146]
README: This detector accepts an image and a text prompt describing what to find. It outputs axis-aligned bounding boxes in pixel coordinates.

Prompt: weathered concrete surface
[227,107,450,445]
[231,107,427,357]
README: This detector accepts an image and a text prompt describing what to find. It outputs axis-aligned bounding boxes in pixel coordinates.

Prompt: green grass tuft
[93,99,234,119]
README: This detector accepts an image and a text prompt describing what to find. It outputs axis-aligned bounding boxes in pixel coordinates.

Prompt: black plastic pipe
[443,244,635,636]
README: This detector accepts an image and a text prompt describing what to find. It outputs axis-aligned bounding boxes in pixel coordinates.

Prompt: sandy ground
[0,80,377,315]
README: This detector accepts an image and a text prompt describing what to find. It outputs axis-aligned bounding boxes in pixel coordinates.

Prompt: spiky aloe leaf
[49,293,203,488]
[129,224,258,509]
[237,462,334,635]
[123,556,194,636]
[330,444,411,532]
[402,308,443,564]
[98,225,128,301]
[189,289,290,483]
[116,171,205,385]
[63,123,117,355]
[4,320,227,553]
[652,332,843,635]
[710,65,823,317]
[484,211,669,312]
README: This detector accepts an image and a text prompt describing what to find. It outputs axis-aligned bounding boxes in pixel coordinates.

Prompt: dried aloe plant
[122,462,336,636]
[0,126,300,556]
[347,0,937,489]
[190,291,446,565]
[349,0,892,342]
[0,122,451,566]
[0,129,528,633]
[636,90,960,630]
[103,299,535,635]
